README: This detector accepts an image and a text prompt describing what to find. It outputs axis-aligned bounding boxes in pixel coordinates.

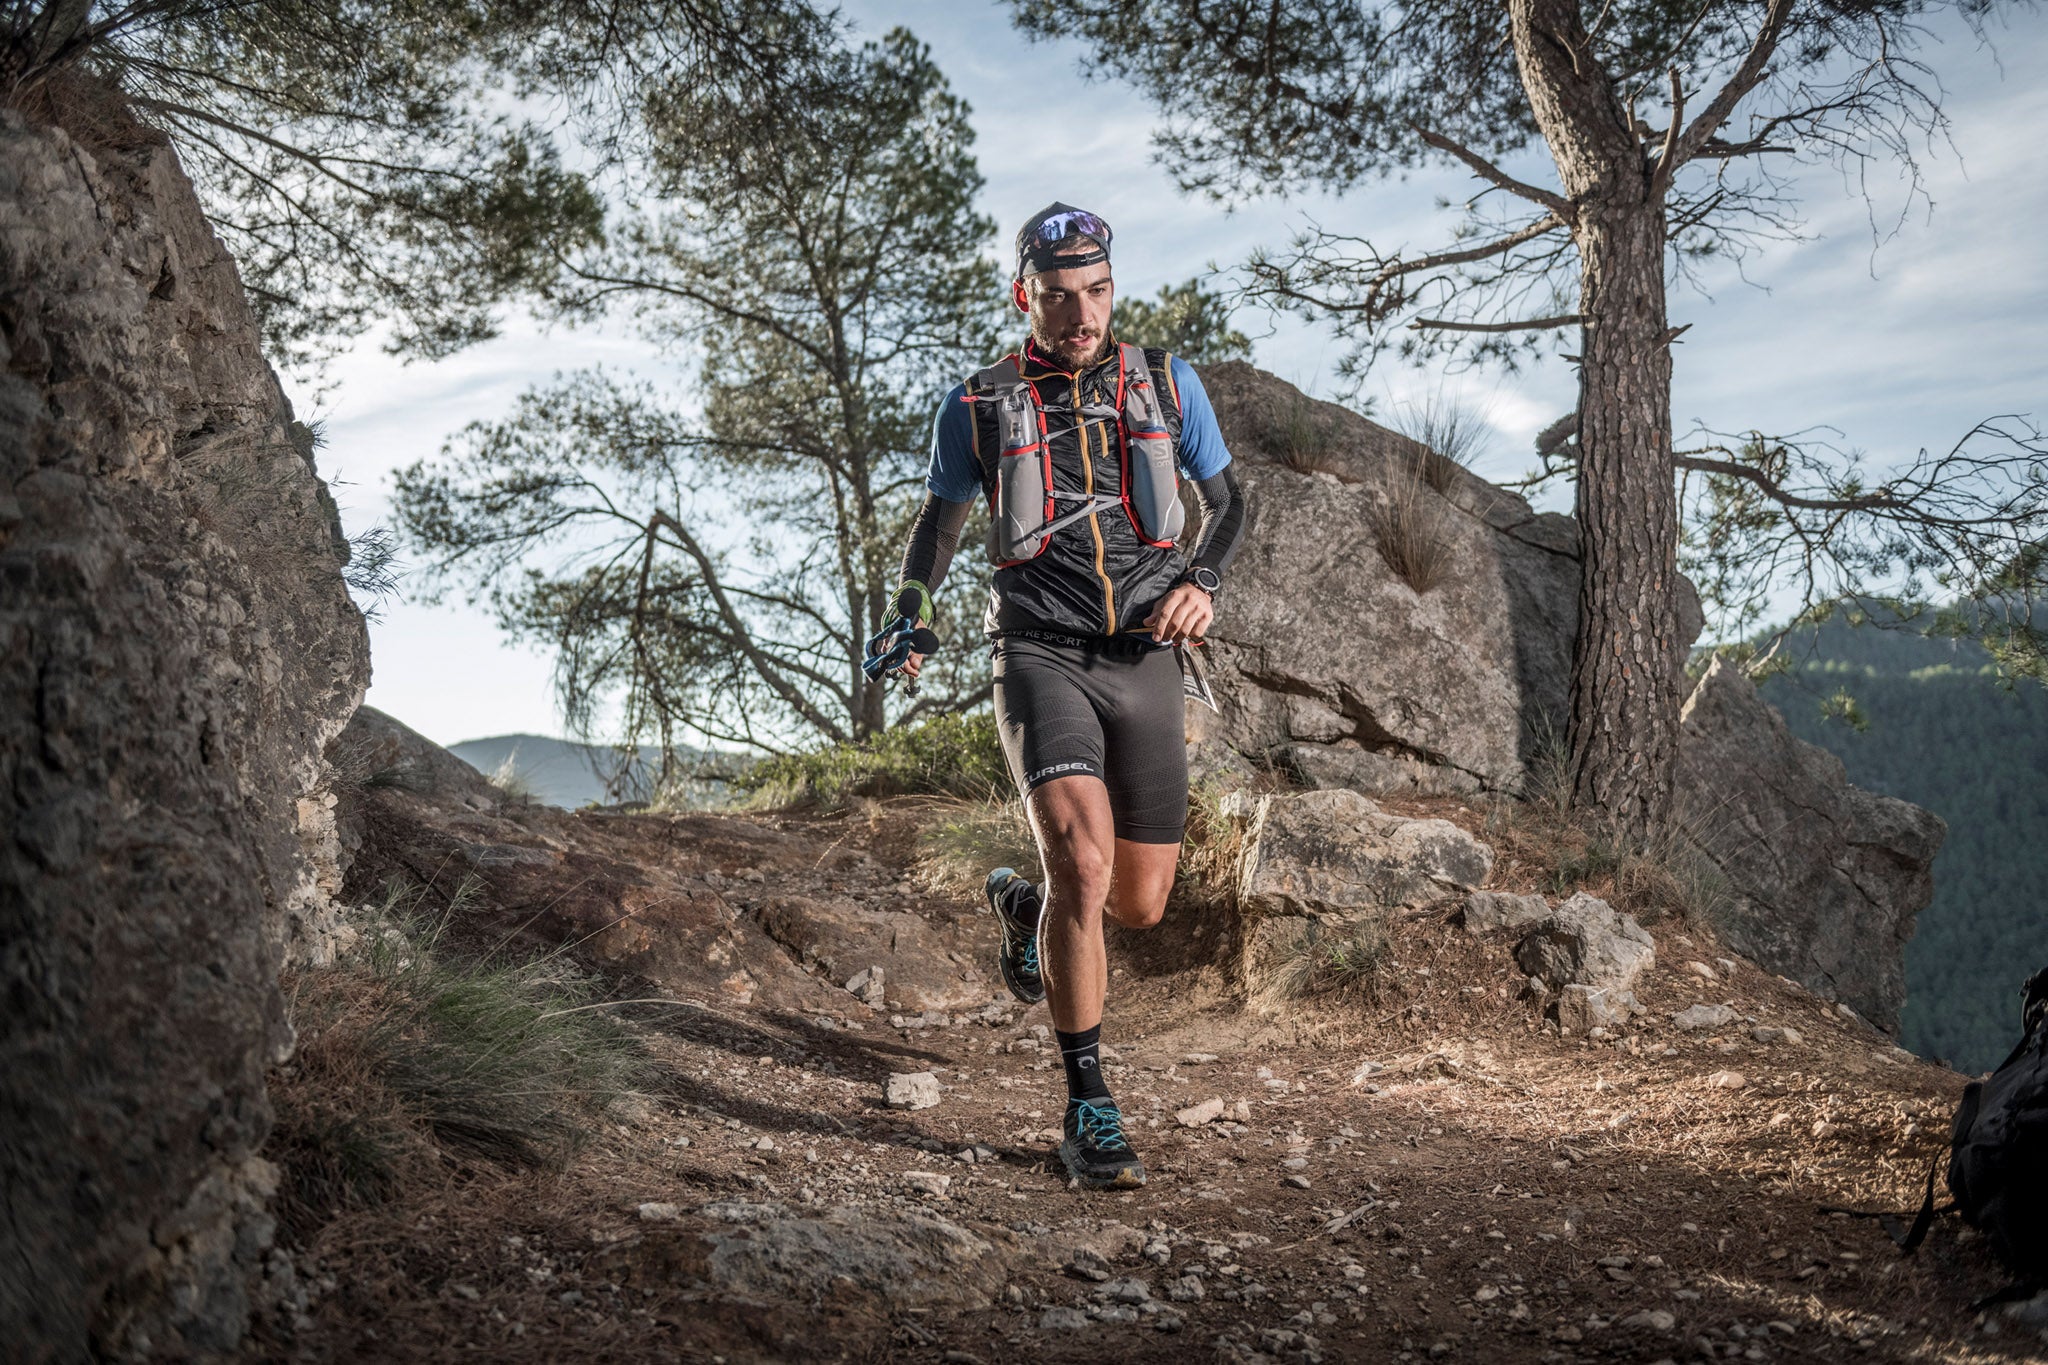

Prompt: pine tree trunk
[1567,201,1681,839]
[1510,0,1683,842]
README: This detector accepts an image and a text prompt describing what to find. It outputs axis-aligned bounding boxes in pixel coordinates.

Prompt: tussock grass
[269,878,646,1241]
[738,710,1009,810]
[1367,453,1455,594]
[914,798,1037,899]
[1250,916,1394,1013]
[1484,728,1732,926]
[487,753,539,805]
[1268,392,1354,480]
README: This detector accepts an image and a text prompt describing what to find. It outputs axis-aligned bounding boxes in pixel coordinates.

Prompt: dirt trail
[274,797,2041,1365]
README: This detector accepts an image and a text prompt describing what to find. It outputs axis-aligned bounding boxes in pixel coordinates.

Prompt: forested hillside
[1756,620,2048,1073]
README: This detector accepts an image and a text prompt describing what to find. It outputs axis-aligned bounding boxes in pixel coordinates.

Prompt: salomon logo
[1028,760,1097,785]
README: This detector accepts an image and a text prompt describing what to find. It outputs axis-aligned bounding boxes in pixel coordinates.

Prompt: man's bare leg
[1025,774,1179,1187]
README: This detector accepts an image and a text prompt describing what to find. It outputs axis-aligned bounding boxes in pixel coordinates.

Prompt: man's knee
[1043,836,1115,910]
[1107,888,1167,930]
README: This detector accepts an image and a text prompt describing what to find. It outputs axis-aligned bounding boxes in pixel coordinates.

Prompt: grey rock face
[1234,789,1495,921]
[1191,362,1702,795]
[1676,659,1945,1032]
[0,99,368,1360]
[1231,789,1492,1003]
[1514,893,1655,1002]
[1463,891,1552,935]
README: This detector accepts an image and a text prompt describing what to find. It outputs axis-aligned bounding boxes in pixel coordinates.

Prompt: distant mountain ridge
[447,733,741,809]
[1755,616,2048,1073]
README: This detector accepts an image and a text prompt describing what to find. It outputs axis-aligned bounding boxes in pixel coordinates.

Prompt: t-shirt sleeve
[926,382,981,503]
[1168,355,1233,480]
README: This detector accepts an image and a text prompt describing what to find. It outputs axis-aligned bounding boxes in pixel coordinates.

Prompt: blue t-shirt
[926,354,1231,502]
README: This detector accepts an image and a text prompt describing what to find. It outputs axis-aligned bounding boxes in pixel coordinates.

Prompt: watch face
[1192,567,1220,593]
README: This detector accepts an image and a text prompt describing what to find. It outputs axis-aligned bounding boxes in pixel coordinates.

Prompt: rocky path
[278,748,2040,1364]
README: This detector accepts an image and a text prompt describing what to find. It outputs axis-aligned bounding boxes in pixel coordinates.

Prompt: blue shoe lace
[1068,1099,1131,1153]
[1016,932,1040,978]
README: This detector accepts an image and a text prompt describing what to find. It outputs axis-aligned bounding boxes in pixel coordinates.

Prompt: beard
[1029,314,1109,370]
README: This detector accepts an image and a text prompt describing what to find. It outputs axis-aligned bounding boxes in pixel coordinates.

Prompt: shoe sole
[984,868,1046,1006]
[1058,1140,1148,1190]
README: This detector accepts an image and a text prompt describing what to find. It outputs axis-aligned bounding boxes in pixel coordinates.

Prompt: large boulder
[0,93,369,1360]
[1230,789,1493,998]
[1191,362,1702,795]
[1676,659,1945,1032]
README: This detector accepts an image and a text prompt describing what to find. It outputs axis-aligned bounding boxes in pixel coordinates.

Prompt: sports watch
[1181,566,1221,597]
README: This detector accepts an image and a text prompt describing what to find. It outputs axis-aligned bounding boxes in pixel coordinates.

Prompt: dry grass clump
[1249,916,1394,1014]
[913,798,1037,898]
[1481,732,1732,926]
[1366,455,1456,594]
[1267,392,1355,481]
[268,878,646,1242]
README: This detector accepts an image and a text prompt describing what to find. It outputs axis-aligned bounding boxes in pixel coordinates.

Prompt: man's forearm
[1186,466,1247,575]
[896,494,972,621]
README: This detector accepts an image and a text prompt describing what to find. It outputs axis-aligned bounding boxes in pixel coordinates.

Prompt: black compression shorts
[990,633,1189,844]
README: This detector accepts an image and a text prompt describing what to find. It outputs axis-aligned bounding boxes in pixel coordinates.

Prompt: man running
[868,203,1247,1189]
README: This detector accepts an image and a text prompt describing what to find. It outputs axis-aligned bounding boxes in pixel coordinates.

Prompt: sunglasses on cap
[1029,209,1112,250]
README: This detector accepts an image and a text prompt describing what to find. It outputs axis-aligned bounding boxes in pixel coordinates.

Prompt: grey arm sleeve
[896,494,972,613]
[1186,465,1248,575]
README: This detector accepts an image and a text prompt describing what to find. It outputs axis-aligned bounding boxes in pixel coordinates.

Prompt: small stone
[1281,1156,1309,1170]
[1672,1003,1737,1031]
[1166,1275,1204,1302]
[1752,1025,1804,1045]
[885,1071,942,1110]
[1226,1100,1253,1122]
[1284,1175,1312,1189]
[1715,957,1740,977]
[1474,1285,1499,1302]
[1769,1111,1793,1127]
[1039,1306,1091,1331]
[1066,1248,1113,1282]
[1177,1098,1226,1127]
[1620,1309,1677,1332]
[1096,1277,1152,1304]
[845,965,886,1006]
[1705,1070,1747,1090]
[635,1202,682,1222]
[1685,960,1718,981]
[1182,1052,1220,1065]
[901,1170,951,1198]
[1090,1304,1141,1325]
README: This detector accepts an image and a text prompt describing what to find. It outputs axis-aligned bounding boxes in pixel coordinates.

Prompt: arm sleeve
[1169,355,1233,480]
[1186,464,1248,575]
[896,494,972,621]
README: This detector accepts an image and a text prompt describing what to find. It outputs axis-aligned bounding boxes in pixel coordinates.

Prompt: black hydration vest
[959,341,1187,637]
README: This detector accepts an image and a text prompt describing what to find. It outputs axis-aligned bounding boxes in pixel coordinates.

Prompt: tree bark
[1568,199,1681,838]
[1509,0,1684,841]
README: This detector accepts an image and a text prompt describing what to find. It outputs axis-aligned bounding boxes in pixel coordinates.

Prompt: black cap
[1016,202,1113,279]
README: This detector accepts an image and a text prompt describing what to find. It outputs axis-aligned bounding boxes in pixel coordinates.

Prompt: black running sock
[1056,1025,1113,1103]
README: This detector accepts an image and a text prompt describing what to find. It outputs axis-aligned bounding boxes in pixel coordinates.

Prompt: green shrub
[737,709,1009,808]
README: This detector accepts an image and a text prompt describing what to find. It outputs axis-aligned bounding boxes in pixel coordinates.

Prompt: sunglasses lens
[1034,211,1110,247]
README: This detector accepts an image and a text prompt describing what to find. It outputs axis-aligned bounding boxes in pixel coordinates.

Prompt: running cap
[1016,202,1112,279]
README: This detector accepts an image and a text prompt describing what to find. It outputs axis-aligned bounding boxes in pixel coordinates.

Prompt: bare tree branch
[1413,124,1573,220]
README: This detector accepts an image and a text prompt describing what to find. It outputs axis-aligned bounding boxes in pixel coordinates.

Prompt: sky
[315,4,2048,748]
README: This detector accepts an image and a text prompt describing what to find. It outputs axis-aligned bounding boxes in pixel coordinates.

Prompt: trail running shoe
[1059,1097,1148,1189]
[984,867,1045,1005]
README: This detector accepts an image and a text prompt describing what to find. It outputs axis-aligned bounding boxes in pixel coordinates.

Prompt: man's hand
[1145,583,1214,644]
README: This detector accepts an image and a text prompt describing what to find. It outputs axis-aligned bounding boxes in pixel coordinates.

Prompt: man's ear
[1011,279,1030,314]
